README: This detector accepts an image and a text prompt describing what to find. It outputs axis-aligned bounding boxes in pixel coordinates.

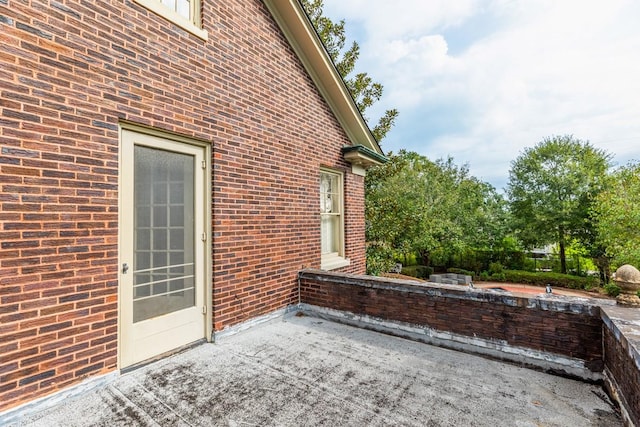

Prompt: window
[320,169,349,270]
[134,0,208,40]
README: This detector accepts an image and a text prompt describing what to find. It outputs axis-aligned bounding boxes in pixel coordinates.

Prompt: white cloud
[322,0,481,41]
[321,0,640,188]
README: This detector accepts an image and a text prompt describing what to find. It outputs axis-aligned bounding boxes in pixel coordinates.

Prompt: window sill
[321,254,350,271]
[134,0,208,41]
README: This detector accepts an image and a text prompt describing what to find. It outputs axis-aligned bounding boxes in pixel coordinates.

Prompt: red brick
[300,272,603,364]
[603,326,640,424]
[0,0,369,412]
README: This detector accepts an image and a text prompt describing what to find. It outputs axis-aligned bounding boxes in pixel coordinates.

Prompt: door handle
[122,263,129,274]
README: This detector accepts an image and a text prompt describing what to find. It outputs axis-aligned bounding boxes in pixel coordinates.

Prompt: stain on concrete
[12,315,621,426]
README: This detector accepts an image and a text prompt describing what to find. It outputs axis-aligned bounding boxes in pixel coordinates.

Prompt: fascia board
[263,0,383,156]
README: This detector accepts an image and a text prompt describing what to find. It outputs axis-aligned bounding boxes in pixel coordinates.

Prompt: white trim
[263,0,382,154]
[342,149,384,170]
[134,0,208,40]
[351,164,366,177]
[319,168,346,269]
[118,124,212,369]
[117,123,212,346]
[320,253,351,270]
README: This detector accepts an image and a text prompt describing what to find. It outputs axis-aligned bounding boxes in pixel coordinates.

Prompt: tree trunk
[598,265,606,285]
[558,227,567,274]
[419,250,430,267]
[594,255,611,285]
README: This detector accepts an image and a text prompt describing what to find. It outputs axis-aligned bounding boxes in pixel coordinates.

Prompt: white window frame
[134,0,208,40]
[320,168,350,270]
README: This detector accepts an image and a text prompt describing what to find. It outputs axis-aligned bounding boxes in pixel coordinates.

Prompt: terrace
[4,271,639,426]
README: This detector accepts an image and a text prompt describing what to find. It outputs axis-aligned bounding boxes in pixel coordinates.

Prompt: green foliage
[486,270,599,290]
[401,265,433,279]
[604,283,621,297]
[561,240,597,274]
[446,247,527,273]
[479,271,490,281]
[396,252,418,266]
[523,248,595,277]
[372,109,399,142]
[507,135,611,274]
[522,257,537,272]
[365,150,509,272]
[488,262,505,275]
[300,0,398,141]
[592,162,640,267]
[365,241,397,276]
[636,290,640,299]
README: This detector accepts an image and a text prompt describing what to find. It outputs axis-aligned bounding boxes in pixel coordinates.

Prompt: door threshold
[121,338,207,374]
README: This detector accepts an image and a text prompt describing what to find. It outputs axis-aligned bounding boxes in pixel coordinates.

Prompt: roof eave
[263,0,384,156]
[341,145,387,169]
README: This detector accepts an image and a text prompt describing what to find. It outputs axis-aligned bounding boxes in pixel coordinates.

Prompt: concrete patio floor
[10,314,621,426]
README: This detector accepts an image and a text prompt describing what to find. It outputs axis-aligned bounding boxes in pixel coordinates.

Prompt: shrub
[494,270,600,290]
[366,243,396,276]
[522,258,537,272]
[479,271,490,281]
[488,262,504,275]
[491,272,506,281]
[568,268,588,277]
[401,265,433,279]
[604,283,621,297]
[637,290,640,299]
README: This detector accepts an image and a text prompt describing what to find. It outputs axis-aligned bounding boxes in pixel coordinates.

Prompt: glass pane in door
[133,146,195,322]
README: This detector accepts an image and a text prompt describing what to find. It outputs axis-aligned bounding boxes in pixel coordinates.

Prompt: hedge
[401,265,433,279]
[487,269,599,290]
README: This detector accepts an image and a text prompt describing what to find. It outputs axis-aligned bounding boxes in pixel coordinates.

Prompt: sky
[321,0,640,191]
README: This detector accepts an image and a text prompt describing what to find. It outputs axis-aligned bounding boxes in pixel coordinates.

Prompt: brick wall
[343,173,366,274]
[299,271,604,373]
[299,271,640,424]
[0,0,366,411]
[207,2,366,329]
[602,310,640,426]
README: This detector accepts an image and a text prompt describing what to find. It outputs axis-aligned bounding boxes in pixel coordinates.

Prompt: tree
[456,179,510,252]
[592,162,640,268]
[365,150,507,273]
[365,151,445,271]
[301,0,398,141]
[507,135,611,274]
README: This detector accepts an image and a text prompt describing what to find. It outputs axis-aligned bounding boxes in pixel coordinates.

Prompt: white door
[120,129,207,368]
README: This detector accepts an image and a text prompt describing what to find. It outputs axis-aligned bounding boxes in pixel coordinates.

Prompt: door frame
[117,122,212,369]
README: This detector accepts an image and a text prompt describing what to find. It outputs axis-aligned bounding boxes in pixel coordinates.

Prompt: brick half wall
[602,307,640,426]
[299,270,605,381]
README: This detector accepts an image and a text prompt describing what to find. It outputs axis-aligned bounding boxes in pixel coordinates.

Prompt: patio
[9,314,621,426]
